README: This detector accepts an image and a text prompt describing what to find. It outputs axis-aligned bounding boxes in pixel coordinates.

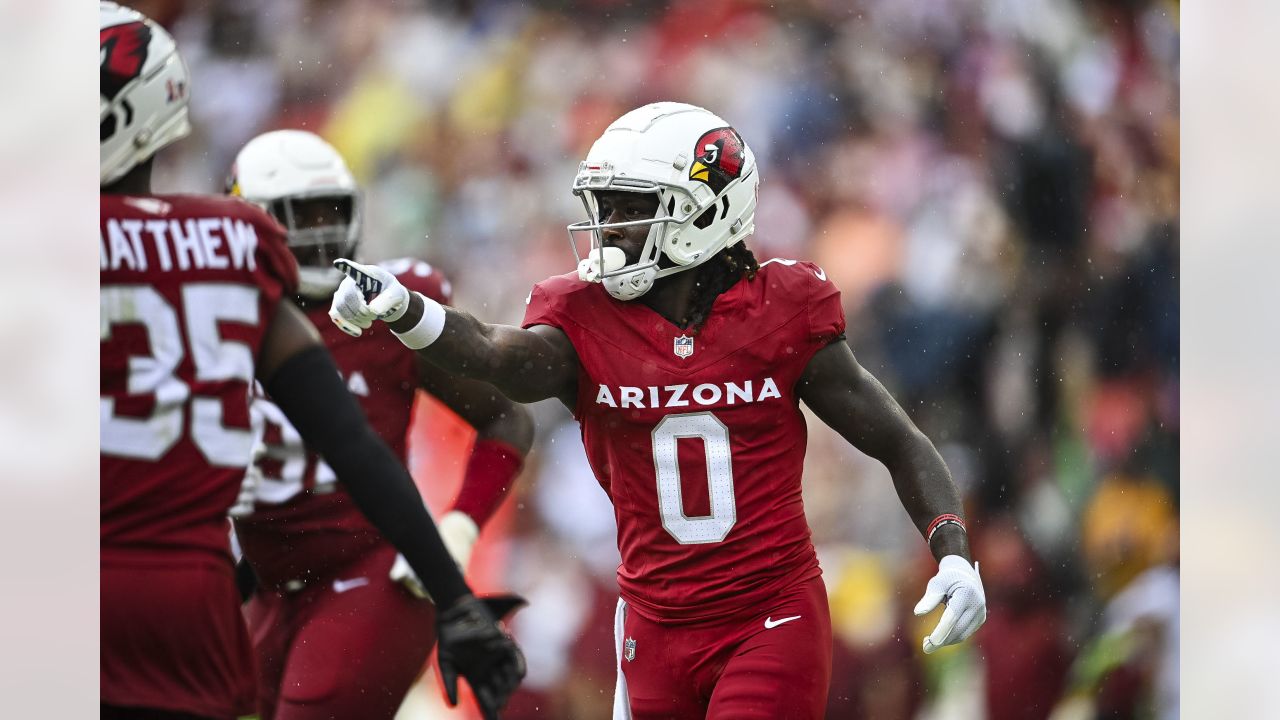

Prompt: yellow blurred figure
[1082,473,1177,599]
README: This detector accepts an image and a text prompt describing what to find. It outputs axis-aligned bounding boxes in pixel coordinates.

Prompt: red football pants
[102,551,255,720]
[244,544,437,720]
[615,574,832,720]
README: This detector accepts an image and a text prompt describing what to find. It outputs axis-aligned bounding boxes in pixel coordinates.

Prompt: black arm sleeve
[263,345,471,609]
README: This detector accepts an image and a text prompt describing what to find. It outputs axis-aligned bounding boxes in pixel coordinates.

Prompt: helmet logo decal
[100,22,152,102]
[688,127,745,194]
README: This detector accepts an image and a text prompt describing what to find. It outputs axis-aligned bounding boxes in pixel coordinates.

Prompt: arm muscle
[389,295,578,406]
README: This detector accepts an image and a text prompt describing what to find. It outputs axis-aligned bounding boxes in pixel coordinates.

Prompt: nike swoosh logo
[332,577,370,593]
[814,267,827,281]
[764,615,801,629]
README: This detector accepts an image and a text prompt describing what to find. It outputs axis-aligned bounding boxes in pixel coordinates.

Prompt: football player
[99,4,523,719]
[225,129,533,720]
[329,102,987,719]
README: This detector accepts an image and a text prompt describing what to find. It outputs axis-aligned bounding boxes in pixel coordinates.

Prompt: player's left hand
[438,510,480,570]
[913,555,987,654]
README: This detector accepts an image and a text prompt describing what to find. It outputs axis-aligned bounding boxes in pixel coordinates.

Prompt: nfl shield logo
[673,335,694,359]
[624,637,637,661]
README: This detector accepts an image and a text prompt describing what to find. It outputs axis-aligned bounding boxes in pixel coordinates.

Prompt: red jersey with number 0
[100,192,297,718]
[233,259,452,588]
[522,258,845,623]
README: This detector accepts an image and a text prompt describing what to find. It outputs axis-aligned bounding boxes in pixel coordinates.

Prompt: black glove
[437,593,528,720]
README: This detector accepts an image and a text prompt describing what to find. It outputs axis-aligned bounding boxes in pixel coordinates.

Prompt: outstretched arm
[393,292,577,406]
[329,261,578,406]
[797,340,969,561]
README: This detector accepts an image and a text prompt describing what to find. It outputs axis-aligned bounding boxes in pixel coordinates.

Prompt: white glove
[328,276,378,337]
[913,555,987,654]
[328,259,410,337]
[389,552,430,600]
[388,511,481,600]
[437,510,480,570]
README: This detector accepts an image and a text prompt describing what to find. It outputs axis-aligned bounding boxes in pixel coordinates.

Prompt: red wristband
[926,513,966,542]
[449,439,523,527]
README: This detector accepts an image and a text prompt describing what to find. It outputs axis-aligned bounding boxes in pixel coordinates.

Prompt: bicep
[467,322,577,406]
[797,341,925,462]
[507,323,579,406]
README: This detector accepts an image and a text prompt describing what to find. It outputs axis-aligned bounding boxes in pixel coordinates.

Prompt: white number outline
[101,283,261,468]
[250,395,338,505]
[652,411,737,545]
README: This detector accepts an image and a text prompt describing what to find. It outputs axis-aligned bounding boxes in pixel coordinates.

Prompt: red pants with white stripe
[244,544,436,720]
[615,574,832,720]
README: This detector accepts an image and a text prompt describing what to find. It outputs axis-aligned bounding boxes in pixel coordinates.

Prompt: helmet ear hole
[693,205,716,229]
[101,114,118,142]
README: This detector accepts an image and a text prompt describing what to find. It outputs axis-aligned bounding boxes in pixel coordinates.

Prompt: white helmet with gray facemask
[228,130,362,300]
[568,102,760,301]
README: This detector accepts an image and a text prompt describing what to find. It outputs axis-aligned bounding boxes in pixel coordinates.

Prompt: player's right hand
[328,259,410,336]
[329,275,378,337]
[437,594,528,720]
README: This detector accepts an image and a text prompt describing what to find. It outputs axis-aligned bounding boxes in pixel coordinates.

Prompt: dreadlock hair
[679,242,760,333]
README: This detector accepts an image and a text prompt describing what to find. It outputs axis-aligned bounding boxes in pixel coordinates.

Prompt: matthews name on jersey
[234,259,452,589]
[101,192,298,717]
[522,258,844,623]
[101,193,297,557]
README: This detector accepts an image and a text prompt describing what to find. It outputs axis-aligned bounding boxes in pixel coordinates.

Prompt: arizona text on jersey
[523,258,844,623]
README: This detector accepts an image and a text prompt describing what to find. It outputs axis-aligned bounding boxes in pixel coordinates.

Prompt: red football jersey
[522,258,845,623]
[233,258,452,588]
[101,193,298,558]
[100,192,297,716]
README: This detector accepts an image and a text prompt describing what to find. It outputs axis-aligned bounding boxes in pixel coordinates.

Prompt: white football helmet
[568,102,759,300]
[228,130,362,299]
[100,2,191,186]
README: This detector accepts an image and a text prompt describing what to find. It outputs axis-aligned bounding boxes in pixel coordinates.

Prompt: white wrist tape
[392,292,447,350]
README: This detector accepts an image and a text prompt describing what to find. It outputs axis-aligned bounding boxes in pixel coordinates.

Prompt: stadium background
[128,1,1179,718]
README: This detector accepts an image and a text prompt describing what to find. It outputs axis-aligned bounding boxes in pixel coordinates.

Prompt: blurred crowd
[133,0,1179,717]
